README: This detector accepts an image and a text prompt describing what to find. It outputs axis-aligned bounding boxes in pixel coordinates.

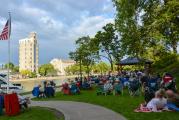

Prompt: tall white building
[50,58,75,75]
[19,32,39,73]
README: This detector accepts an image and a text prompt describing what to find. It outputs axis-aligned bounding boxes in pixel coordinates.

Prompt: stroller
[128,79,140,96]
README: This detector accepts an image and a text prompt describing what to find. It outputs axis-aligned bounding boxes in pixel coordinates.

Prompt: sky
[0,0,115,65]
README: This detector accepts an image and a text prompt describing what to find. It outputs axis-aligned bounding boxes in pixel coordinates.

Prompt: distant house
[50,58,75,75]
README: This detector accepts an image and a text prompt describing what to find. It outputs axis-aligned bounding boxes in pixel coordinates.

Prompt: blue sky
[0,0,115,65]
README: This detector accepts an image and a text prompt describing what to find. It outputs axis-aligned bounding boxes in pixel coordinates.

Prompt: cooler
[4,93,20,116]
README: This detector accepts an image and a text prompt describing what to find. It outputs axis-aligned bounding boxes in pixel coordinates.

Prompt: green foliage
[39,64,57,76]
[92,62,110,74]
[65,62,110,75]
[4,62,14,70]
[68,0,179,75]
[113,0,179,57]
[70,36,99,77]
[20,70,32,77]
[4,63,19,73]
[113,0,145,57]
[29,72,37,78]
[12,66,19,73]
[65,64,87,75]
[152,53,178,71]
[94,23,123,71]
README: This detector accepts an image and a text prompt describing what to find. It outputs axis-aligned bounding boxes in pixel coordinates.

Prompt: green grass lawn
[34,89,179,120]
[0,107,64,120]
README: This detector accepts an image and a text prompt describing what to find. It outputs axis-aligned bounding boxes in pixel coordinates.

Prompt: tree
[94,23,121,71]
[147,0,179,53]
[70,36,99,78]
[92,62,110,75]
[20,70,31,77]
[65,64,87,75]
[4,63,19,73]
[5,62,14,70]
[12,66,19,73]
[29,72,37,78]
[113,0,149,58]
[39,64,57,76]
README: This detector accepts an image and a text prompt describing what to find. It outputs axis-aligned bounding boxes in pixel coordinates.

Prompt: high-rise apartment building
[19,32,39,73]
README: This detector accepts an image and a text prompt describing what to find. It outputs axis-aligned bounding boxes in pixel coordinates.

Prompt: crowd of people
[31,70,179,113]
[89,70,179,112]
[61,77,91,95]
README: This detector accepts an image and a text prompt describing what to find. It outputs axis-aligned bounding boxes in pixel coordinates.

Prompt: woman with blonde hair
[146,89,168,112]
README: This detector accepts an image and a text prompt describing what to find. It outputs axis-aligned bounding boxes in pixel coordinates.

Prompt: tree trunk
[110,61,113,71]
[117,64,120,75]
[172,40,177,54]
[87,65,90,79]
[79,60,82,81]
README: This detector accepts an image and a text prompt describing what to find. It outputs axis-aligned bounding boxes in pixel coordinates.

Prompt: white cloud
[71,16,114,38]
[0,0,115,64]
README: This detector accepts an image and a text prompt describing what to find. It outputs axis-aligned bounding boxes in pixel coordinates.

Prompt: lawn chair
[62,83,70,95]
[128,80,140,96]
[82,82,91,90]
[120,77,129,87]
[113,83,123,96]
[144,85,155,103]
[96,85,107,96]
[45,87,55,97]
[70,83,80,95]
[149,77,159,89]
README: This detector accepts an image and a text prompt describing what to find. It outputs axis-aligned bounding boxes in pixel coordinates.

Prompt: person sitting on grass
[69,81,80,94]
[135,89,168,112]
[44,82,55,97]
[61,82,70,95]
[82,79,91,89]
[32,84,45,98]
[146,89,168,112]
[103,80,113,95]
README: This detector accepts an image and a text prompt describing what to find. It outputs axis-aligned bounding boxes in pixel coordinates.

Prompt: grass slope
[34,90,179,120]
[0,107,63,120]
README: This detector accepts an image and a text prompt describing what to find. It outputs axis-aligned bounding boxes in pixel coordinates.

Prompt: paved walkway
[30,101,127,120]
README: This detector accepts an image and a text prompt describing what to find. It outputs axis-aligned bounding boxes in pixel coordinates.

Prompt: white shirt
[147,98,168,112]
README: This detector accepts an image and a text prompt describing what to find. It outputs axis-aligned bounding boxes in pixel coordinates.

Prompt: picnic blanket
[134,104,152,112]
